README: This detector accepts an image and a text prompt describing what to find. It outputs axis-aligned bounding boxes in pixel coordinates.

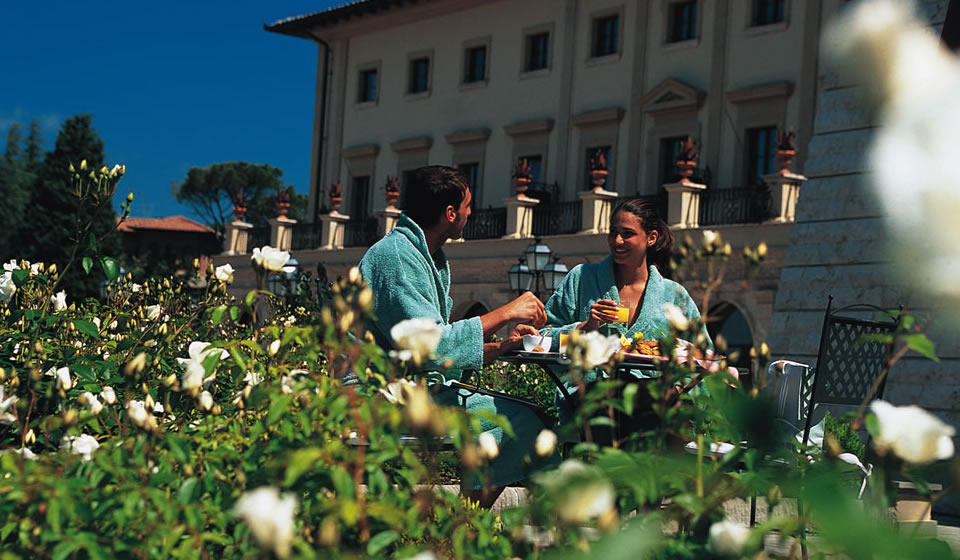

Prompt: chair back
[766,360,815,439]
[801,296,901,446]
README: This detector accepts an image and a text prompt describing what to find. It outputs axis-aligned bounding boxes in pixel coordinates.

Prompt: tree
[17,114,121,299]
[0,123,38,251]
[172,161,307,235]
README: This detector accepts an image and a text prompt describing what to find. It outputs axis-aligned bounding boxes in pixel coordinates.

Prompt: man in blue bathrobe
[359,165,551,506]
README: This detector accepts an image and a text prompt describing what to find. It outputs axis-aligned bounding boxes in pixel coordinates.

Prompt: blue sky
[1,1,342,221]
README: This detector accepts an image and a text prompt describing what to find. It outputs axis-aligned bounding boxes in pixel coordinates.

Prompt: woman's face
[608,211,658,267]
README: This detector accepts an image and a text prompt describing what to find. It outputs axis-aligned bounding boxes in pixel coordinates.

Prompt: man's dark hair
[403,165,468,229]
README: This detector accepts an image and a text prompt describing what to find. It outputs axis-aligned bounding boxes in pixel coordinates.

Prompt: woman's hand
[582,299,620,331]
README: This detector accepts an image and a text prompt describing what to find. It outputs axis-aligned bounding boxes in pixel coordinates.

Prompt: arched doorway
[707,302,754,372]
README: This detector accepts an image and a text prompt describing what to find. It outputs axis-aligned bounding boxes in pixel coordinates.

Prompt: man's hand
[504,292,547,328]
[502,323,540,353]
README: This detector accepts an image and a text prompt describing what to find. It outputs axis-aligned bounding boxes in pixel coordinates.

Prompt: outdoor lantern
[542,257,569,291]
[508,258,533,294]
[523,238,552,272]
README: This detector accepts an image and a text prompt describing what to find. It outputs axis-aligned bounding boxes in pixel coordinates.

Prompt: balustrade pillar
[268,216,297,251]
[763,171,806,223]
[578,188,618,234]
[663,180,706,229]
[222,220,254,256]
[318,211,350,250]
[503,195,539,239]
[377,207,402,238]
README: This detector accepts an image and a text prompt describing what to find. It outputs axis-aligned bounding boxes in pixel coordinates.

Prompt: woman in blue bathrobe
[543,198,711,429]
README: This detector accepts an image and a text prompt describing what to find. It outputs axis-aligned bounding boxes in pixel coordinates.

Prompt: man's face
[450,187,472,239]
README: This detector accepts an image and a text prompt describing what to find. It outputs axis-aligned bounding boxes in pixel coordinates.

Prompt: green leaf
[177,478,200,505]
[81,256,94,275]
[284,448,324,486]
[72,363,95,381]
[46,498,62,533]
[623,383,638,417]
[864,412,879,438]
[904,334,939,362]
[229,305,240,322]
[88,232,98,252]
[11,268,27,286]
[331,466,354,499]
[73,319,100,339]
[210,305,227,326]
[166,434,190,463]
[244,290,257,308]
[366,530,399,556]
[51,541,78,560]
[267,395,292,425]
[100,256,119,281]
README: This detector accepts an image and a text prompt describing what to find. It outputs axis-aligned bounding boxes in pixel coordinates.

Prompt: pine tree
[0,124,34,251]
[21,114,120,299]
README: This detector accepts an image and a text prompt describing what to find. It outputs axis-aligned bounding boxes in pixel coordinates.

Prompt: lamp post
[268,257,301,298]
[507,237,567,299]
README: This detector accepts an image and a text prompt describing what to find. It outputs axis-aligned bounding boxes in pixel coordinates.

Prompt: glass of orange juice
[605,304,629,323]
[559,333,570,354]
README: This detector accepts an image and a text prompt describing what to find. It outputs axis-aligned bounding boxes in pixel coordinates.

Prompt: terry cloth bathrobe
[359,213,553,489]
[543,256,712,423]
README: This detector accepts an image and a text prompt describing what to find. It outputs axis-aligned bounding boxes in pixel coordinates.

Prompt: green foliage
[0,203,954,559]
[172,161,308,234]
[824,411,867,459]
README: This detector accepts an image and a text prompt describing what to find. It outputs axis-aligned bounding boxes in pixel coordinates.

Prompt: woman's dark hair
[403,165,468,229]
[610,198,675,276]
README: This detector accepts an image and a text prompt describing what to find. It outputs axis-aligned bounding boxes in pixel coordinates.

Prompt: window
[520,155,543,183]
[457,162,480,207]
[585,146,612,187]
[463,45,487,83]
[667,2,697,43]
[752,0,785,26]
[658,136,687,185]
[357,68,378,103]
[525,32,550,72]
[350,176,371,218]
[746,126,777,184]
[408,57,430,94]
[591,14,620,57]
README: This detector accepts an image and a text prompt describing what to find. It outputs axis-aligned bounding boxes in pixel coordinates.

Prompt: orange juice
[559,333,570,353]
[605,305,629,323]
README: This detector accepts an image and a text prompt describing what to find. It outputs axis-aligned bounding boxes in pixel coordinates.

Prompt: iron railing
[291,222,321,250]
[532,200,582,236]
[248,226,270,251]
[344,217,380,247]
[634,191,669,222]
[462,207,506,240]
[699,184,772,226]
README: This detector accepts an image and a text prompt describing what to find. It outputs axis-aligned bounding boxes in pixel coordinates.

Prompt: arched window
[707,302,754,372]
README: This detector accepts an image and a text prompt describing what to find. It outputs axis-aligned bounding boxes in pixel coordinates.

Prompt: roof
[265,0,419,38]
[116,216,215,234]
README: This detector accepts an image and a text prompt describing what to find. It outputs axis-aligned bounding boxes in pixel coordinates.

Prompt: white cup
[522,335,552,352]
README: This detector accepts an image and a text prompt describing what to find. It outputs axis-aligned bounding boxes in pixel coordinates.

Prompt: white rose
[130,283,142,293]
[214,263,235,283]
[708,520,751,556]
[871,400,955,464]
[145,304,162,321]
[579,331,621,369]
[100,386,117,405]
[267,339,281,357]
[126,399,148,427]
[379,378,416,405]
[536,460,615,524]
[478,432,499,460]
[61,433,99,462]
[234,487,298,558]
[662,302,690,332]
[702,229,719,250]
[390,318,444,364]
[29,263,41,276]
[251,246,290,272]
[55,366,72,391]
[51,291,67,312]
[0,385,17,425]
[0,271,16,303]
[2,259,17,272]
[198,391,214,412]
[535,429,557,457]
[80,392,103,415]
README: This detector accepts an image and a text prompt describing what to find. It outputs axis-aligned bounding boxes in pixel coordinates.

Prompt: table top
[500,350,662,372]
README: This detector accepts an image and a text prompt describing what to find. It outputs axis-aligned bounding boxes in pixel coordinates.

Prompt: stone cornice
[503,118,555,137]
[571,107,625,127]
[727,81,795,104]
[444,127,491,145]
[640,78,705,114]
[389,136,433,153]
[341,144,380,160]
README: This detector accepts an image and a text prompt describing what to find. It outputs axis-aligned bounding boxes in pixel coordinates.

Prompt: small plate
[515,351,562,358]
